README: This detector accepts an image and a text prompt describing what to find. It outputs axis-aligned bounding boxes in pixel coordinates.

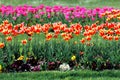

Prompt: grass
[0,70,120,80]
[0,0,120,8]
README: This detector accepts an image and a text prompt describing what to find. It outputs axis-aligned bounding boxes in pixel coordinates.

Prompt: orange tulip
[114,36,119,41]
[21,39,27,45]
[2,29,9,35]
[6,36,12,42]
[84,25,89,30]
[27,31,33,36]
[53,34,58,38]
[74,30,80,36]
[61,33,66,37]
[107,23,114,29]
[91,23,97,28]
[108,35,113,41]
[3,20,9,25]
[64,28,69,33]
[99,30,105,37]
[83,31,88,36]
[28,37,32,41]
[86,36,91,41]
[115,29,120,35]
[88,30,95,36]
[102,35,108,40]
[63,36,70,41]
[67,33,73,38]
[35,28,41,34]
[54,29,60,35]
[42,25,49,33]
[0,27,3,32]
[60,24,66,31]
[7,23,13,30]
[107,29,114,35]
[69,28,73,33]
[80,38,85,44]
[97,25,104,31]
[46,33,52,41]
[0,42,5,48]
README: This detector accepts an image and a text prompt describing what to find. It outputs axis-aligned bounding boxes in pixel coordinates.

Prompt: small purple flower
[26,18,29,20]
[32,65,40,71]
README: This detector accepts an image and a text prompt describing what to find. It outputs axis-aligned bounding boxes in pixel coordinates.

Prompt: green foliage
[0,33,120,70]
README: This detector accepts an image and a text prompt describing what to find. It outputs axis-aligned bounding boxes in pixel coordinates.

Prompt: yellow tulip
[17,56,24,60]
[0,65,2,72]
[71,55,76,61]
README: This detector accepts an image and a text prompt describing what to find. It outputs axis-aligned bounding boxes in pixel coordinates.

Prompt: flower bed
[0,8,120,72]
[0,19,120,72]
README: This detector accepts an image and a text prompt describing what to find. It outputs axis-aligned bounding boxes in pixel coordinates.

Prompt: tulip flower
[80,38,85,44]
[46,33,52,41]
[0,65,2,72]
[71,55,76,61]
[21,39,27,45]
[0,42,5,49]
[17,56,24,60]
[114,36,119,41]
[86,36,92,41]
[6,36,12,42]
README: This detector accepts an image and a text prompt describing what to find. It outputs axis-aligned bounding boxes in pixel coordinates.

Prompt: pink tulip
[13,16,17,20]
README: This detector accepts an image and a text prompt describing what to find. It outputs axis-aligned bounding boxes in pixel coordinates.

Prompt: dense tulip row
[0,20,120,45]
[101,9,120,21]
[0,20,120,72]
[0,5,115,25]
